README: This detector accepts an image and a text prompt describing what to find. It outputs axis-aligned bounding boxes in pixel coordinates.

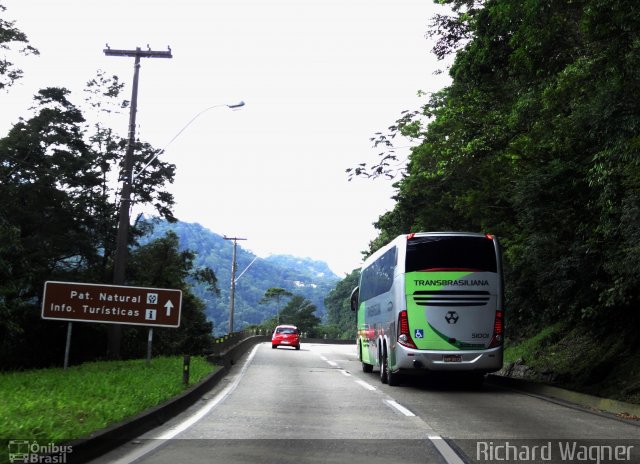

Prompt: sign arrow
[165,300,174,317]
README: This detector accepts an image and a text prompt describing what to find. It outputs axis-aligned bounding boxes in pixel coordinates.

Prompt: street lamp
[224,235,247,334]
[133,101,245,181]
[110,100,244,357]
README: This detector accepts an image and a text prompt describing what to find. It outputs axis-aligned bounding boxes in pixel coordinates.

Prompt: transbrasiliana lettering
[414,279,489,287]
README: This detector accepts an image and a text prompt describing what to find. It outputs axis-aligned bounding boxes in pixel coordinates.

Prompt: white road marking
[326,360,338,367]
[312,344,467,464]
[385,399,415,417]
[355,379,377,391]
[428,435,466,464]
[157,345,258,439]
[108,344,261,464]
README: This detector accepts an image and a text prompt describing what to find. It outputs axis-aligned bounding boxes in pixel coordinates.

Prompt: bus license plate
[443,355,462,362]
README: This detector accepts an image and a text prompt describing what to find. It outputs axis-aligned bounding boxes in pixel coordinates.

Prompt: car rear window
[276,327,297,334]
[406,236,497,273]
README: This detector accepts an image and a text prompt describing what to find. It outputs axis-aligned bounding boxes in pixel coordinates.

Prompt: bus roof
[362,232,497,270]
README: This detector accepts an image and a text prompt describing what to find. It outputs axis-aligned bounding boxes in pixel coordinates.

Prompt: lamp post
[132,101,245,181]
[109,100,244,356]
[224,236,247,334]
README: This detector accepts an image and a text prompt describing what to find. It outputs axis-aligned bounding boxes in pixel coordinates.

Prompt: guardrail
[210,330,356,356]
[208,331,356,367]
[210,330,261,355]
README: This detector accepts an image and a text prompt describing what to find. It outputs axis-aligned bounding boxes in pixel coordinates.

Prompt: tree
[0,87,105,293]
[0,87,111,368]
[351,0,640,340]
[259,287,293,324]
[323,270,359,339]
[277,295,321,335]
[0,3,39,91]
[0,75,180,366]
[124,231,214,357]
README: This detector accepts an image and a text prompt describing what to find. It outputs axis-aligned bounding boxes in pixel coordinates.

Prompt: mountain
[139,219,340,335]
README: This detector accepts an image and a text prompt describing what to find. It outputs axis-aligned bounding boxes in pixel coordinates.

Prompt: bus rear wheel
[380,350,400,386]
[360,344,373,372]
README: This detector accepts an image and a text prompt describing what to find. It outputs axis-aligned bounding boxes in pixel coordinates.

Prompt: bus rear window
[405,236,497,273]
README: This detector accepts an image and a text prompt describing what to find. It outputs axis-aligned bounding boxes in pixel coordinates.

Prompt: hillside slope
[140,219,340,335]
[502,323,640,405]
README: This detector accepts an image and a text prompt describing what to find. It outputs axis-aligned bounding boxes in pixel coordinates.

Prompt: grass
[0,356,216,443]
[504,323,640,404]
[503,321,567,365]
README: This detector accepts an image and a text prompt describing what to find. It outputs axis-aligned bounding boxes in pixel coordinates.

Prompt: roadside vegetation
[0,4,218,369]
[0,356,215,442]
[345,1,640,402]
[250,289,324,336]
[504,325,640,405]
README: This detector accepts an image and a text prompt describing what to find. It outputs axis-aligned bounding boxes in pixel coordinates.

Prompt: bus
[350,232,504,386]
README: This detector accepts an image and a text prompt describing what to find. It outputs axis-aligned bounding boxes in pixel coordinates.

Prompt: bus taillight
[397,310,417,349]
[488,310,504,348]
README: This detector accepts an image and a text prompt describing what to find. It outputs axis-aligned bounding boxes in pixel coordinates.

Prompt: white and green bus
[350,232,504,386]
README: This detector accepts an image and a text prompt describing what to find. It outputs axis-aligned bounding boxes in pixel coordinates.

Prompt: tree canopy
[277,295,321,334]
[260,287,293,323]
[351,0,640,338]
[0,9,214,367]
[0,3,39,91]
[323,269,359,339]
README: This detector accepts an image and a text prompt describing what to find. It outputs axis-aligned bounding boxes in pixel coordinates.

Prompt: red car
[272,325,301,350]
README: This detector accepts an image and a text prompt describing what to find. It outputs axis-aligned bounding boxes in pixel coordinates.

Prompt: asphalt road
[91,343,640,464]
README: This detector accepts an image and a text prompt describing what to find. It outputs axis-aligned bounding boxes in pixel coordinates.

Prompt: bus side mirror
[350,287,359,312]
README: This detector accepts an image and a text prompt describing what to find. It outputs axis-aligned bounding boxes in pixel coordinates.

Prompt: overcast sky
[1,0,451,276]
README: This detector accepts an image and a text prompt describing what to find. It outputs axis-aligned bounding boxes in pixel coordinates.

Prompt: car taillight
[488,310,504,348]
[397,310,417,349]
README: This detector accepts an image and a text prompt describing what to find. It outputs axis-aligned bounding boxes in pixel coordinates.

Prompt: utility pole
[224,236,247,334]
[104,45,172,358]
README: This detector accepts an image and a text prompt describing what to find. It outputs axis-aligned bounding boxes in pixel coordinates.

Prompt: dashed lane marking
[355,379,377,391]
[313,346,467,464]
[385,399,415,417]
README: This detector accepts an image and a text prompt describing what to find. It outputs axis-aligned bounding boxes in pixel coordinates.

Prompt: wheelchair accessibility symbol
[414,329,424,339]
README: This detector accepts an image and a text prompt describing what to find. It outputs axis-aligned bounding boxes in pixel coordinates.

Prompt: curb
[487,374,640,421]
[66,336,265,463]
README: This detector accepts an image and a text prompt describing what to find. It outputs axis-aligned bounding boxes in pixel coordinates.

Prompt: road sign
[42,281,182,328]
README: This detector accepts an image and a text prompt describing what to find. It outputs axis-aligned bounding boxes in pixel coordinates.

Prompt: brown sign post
[42,281,182,368]
[42,281,182,328]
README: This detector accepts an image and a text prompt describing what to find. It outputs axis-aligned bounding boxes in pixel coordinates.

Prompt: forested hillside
[348,0,640,397]
[323,269,360,339]
[141,219,340,335]
[354,0,639,336]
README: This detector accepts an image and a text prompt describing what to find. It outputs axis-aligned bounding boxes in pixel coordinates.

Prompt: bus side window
[350,287,359,312]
